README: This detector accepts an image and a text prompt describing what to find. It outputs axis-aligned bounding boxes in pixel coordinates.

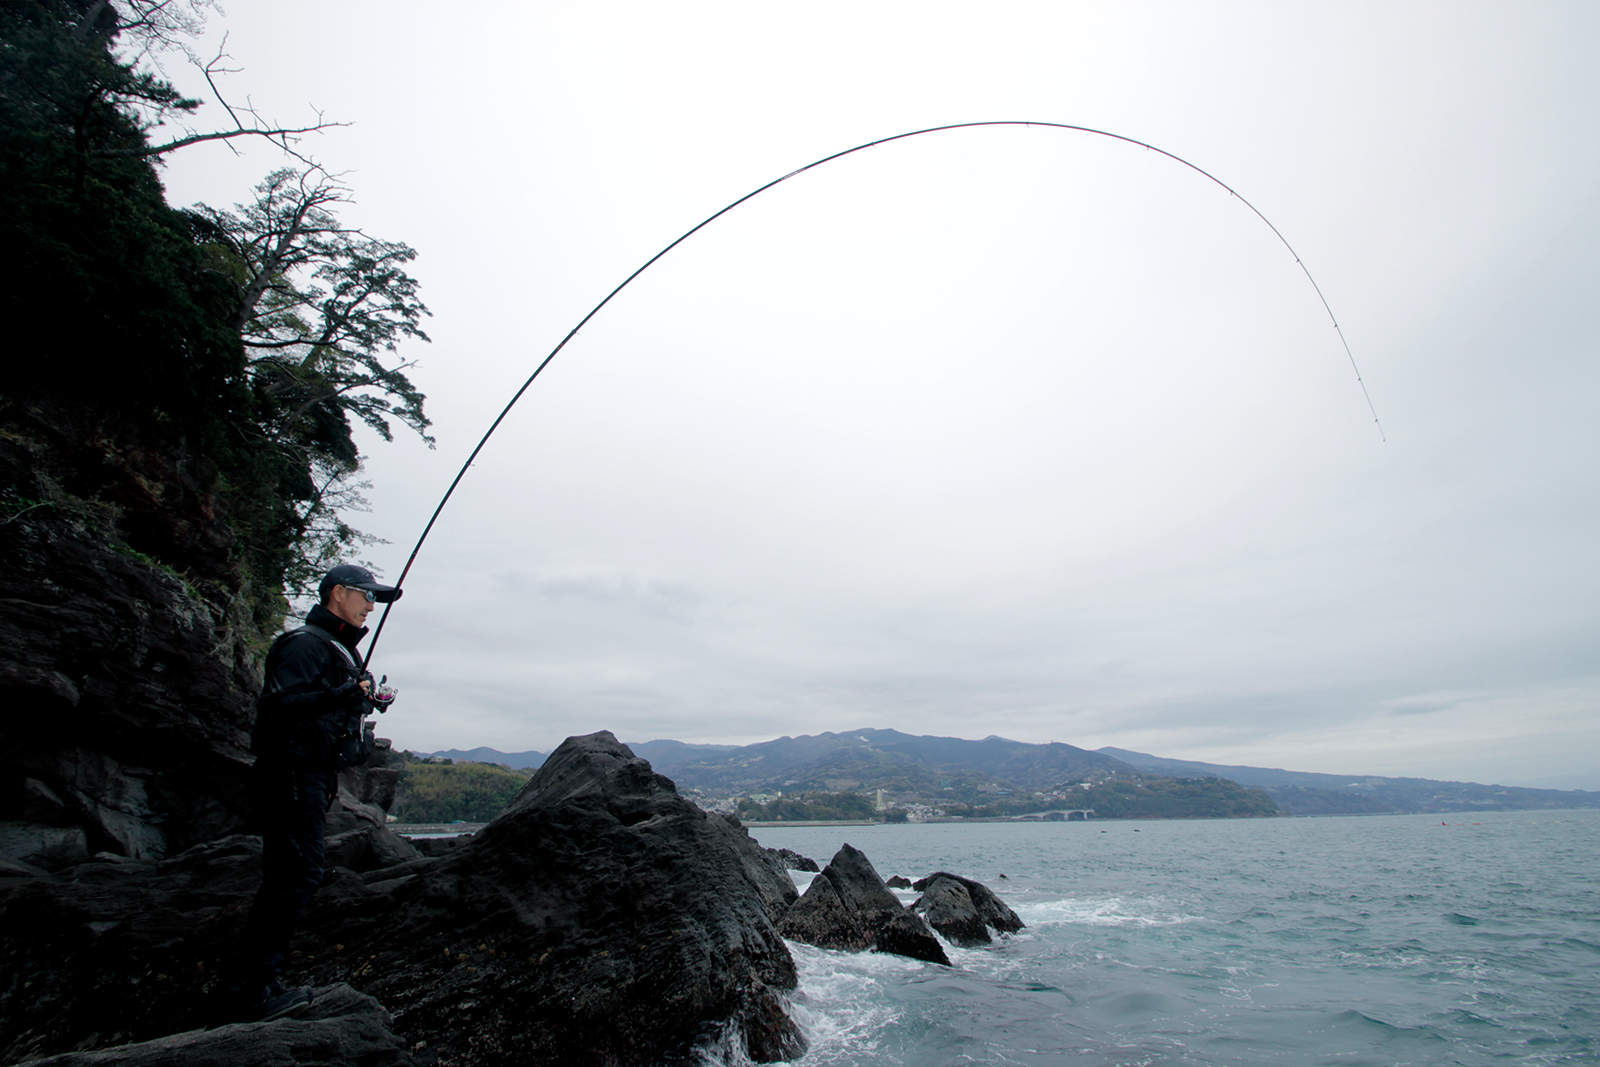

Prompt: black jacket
[252,604,372,771]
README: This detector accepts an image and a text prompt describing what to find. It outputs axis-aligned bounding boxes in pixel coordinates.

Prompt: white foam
[1018,895,1202,928]
[759,939,940,1065]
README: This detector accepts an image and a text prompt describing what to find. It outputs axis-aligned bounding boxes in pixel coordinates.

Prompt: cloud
[160,2,1600,787]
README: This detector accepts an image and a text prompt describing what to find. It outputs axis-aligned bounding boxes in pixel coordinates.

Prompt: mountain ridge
[1098,746,1600,815]
[418,732,1600,816]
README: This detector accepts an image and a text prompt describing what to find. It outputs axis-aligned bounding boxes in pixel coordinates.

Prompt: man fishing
[222,563,401,1022]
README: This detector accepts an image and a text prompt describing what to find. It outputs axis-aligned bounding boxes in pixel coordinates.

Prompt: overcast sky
[156,2,1599,789]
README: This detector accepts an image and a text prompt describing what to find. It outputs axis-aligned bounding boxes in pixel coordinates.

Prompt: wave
[1017,895,1203,928]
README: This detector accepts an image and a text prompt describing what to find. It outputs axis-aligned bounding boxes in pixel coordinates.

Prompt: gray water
[738,810,1599,1066]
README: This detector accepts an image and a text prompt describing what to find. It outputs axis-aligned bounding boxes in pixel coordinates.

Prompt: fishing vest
[256,624,375,770]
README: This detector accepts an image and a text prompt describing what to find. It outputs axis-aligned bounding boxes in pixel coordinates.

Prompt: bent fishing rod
[363,119,1385,665]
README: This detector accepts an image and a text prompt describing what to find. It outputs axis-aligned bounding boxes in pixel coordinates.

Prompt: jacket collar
[305,603,369,653]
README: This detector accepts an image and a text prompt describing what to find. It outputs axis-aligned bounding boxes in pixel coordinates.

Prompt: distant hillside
[654,728,1134,797]
[1099,747,1600,815]
[419,732,1597,819]
[419,747,548,770]
[414,739,742,775]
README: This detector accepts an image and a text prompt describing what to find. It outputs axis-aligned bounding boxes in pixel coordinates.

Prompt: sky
[152,2,1599,789]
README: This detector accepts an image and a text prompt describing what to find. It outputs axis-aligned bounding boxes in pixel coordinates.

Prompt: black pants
[232,765,336,997]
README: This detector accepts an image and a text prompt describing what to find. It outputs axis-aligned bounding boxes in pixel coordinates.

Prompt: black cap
[319,564,403,604]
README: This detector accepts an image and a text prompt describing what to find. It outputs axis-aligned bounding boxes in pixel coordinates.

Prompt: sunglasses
[342,586,377,603]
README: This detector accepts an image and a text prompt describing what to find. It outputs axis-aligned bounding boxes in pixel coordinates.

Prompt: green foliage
[187,167,433,603]
[391,759,530,824]
[735,791,879,821]
[0,1,430,623]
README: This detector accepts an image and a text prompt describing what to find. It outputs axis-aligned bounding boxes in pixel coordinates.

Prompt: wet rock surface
[777,843,949,966]
[911,872,1025,946]
[0,733,805,1066]
[23,983,411,1067]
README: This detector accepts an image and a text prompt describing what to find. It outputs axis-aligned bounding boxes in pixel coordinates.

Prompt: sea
[717,810,1599,1067]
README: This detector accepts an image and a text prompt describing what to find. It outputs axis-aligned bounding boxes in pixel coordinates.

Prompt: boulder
[911,872,1024,945]
[885,874,912,889]
[778,844,949,965]
[299,731,804,1065]
[0,820,91,870]
[326,741,421,872]
[23,983,411,1067]
[765,846,820,872]
[912,876,991,946]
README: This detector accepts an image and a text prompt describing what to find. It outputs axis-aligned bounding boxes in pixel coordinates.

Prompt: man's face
[328,584,375,628]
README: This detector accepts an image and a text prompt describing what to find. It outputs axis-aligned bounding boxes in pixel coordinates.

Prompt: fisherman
[221,563,401,1022]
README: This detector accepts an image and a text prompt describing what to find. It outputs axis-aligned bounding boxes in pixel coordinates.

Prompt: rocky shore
[1,727,1028,1066]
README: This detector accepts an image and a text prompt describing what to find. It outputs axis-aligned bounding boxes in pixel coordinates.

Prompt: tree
[1,1,432,621]
[190,167,434,601]
[2,2,336,184]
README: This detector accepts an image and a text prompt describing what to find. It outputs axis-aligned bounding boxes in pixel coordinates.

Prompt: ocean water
[727,811,1599,1066]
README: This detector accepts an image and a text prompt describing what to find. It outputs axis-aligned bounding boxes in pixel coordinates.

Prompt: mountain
[422,730,1131,801]
[1099,747,1600,815]
[630,728,1135,798]
[416,733,1598,817]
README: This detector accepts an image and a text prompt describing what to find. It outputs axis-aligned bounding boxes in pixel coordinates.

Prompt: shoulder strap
[295,623,362,671]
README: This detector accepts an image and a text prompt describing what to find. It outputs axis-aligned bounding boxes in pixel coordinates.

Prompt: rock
[0,434,261,863]
[0,855,52,878]
[911,872,1024,944]
[885,874,912,889]
[911,876,991,946]
[404,835,470,858]
[778,844,949,966]
[326,741,421,873]
[0,734,808,1065]
[0,835,267,1060]
[775,867,860,947]
[23,983,411,1066]
[765,846,820,872]
[0,820,91,869]
[297,731,804,1065]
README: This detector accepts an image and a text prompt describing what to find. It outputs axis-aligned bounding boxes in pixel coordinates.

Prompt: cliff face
[0,431,262,866]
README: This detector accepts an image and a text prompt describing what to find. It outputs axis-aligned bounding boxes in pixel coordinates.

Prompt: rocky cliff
[0,430,261,867]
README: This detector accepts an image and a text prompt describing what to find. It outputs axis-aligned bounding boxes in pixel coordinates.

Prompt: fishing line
[364,119,1384,663]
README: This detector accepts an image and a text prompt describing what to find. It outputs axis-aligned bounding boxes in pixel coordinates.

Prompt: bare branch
[93,119,347,158]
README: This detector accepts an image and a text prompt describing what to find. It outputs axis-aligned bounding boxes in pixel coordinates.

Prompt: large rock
[0,835,272,1061]
[911,871,1024,946]
[0,732,808,1066]
[325,740,421,872]
[23,983,411,1066]
[765,846,820,872]
[307,732,804,1065]
[0,433,260,864]
[778,843,949,965]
